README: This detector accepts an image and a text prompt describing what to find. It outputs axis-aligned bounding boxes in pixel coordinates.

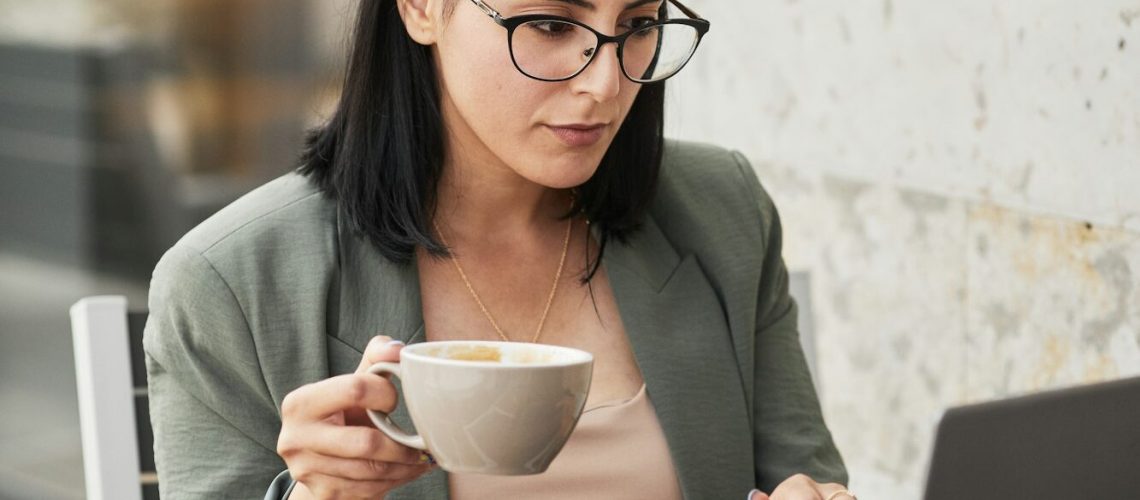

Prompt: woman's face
[421,0,662,189]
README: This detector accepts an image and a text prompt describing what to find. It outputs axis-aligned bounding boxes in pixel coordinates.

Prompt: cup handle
[366,362,427,450]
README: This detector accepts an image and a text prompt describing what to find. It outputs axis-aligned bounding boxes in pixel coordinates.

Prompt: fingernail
[386,340,405,347]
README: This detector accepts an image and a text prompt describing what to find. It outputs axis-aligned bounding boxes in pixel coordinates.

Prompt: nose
[570,41,624,102]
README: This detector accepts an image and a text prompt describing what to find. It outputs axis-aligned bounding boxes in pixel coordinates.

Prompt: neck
[434,147,571,245]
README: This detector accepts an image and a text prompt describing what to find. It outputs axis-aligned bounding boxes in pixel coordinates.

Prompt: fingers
[288,451,431,482]
[817,483,856,500]
[290,465,431,500]
[282,373,398,421]
[769,474,848,500]
[278,335,425,500]
[355,335,405,373]
[292,424,425,465]
[293,471,399,500]
[769,473,811,499]
[278,376,423,466]
[749,489,772,500]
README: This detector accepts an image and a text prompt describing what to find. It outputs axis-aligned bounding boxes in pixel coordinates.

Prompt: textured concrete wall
[667,1,1140,498]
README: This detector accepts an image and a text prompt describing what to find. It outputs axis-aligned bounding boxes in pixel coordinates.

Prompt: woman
[143,0,852,499]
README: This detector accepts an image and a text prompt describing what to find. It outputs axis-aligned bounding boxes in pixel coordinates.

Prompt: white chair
[70,295,157,500]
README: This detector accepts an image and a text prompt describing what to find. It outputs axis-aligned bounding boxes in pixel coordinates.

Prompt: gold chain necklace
[432,213,574,343]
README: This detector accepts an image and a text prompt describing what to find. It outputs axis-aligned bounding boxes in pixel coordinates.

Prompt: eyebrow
[548,0,664,12]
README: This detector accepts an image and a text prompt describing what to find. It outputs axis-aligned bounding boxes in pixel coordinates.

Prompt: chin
[526,164,600,189]
[532,170,598,190]
[520,150,605,189]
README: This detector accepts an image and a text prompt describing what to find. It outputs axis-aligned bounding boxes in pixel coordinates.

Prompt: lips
[545,123,607,147]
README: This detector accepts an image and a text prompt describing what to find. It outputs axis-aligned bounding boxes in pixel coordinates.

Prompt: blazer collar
[334,208,426,349]
[602,216,683,293]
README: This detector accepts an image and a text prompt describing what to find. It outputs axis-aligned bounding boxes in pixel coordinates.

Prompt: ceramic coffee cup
[366,340,594,475]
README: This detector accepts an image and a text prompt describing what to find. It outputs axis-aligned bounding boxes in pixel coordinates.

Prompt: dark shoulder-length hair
[297,0,665,279]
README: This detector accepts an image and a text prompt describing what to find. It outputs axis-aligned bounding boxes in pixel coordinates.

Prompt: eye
[526,20,579,38]
[620,16,659,32]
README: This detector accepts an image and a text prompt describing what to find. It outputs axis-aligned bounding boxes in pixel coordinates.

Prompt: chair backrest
[70,296,158,500]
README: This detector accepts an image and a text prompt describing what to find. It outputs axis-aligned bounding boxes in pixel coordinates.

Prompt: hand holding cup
[276,336,434,500]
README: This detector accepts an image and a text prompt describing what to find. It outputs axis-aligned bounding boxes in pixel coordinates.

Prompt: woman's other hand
[750,473,855,500]
[277,336,433,500]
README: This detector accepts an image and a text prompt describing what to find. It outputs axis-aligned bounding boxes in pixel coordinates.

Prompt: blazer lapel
[332,208,427,352]
[328,210,449,499]
[605,215,756,498]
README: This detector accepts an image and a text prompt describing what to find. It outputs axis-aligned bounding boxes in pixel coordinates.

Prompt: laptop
[923,375,1140,500]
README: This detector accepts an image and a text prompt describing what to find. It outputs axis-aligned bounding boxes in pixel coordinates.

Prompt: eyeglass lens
[510,20,700,82]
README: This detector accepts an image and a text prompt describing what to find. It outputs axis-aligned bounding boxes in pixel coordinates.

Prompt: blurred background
[0,0,1137,498]
[1,0,350,497]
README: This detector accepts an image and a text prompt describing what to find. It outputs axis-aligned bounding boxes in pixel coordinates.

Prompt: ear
[396,0,441,45]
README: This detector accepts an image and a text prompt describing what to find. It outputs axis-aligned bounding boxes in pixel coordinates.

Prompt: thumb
[749,490,770,500]
[355,335,405,373]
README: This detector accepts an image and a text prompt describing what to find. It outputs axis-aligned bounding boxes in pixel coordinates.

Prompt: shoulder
[170,171,333,258]
[654,139,778,253]
[143,173,332,456]
[151,171,338,304]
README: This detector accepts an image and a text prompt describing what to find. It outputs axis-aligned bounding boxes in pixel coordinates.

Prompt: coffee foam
[443,345,502,363]
[420,344,561,365]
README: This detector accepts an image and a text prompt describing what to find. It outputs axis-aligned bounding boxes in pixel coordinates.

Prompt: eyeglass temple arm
[667,0,704,20]
[471,0,503,22]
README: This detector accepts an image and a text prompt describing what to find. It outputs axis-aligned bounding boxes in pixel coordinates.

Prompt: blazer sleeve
[732,151,849,492]
[143,244,289,499]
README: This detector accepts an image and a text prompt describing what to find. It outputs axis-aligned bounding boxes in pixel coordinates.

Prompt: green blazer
[143,139,846,499]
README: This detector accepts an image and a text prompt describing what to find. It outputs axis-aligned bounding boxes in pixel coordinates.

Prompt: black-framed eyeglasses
[469,0,711,83]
